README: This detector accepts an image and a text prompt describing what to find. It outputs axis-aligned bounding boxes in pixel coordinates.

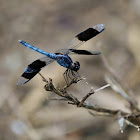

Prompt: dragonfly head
[70,61,80,71]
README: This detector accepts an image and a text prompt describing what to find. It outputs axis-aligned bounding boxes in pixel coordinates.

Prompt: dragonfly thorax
[69,61,80,71]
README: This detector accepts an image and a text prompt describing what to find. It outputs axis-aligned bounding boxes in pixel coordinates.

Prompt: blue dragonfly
[17,24,105,86]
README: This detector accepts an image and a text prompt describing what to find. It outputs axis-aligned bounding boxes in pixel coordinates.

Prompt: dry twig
[39,72,140,132]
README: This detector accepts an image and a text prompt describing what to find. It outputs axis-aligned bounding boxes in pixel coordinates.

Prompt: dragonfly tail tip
[18,40,22,43]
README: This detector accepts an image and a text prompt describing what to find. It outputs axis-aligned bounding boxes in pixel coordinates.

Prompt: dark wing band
[69,49,101,55]
[17,57,54,86]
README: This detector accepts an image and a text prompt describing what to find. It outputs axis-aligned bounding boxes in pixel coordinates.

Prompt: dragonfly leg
[66,69,71,84]
[63,69,69,85]
[71,71,81,82]
[67,69,74,80]
[63,69,81,85]
[72,71,80,78]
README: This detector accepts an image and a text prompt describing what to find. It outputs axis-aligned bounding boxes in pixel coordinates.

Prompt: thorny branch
[39,71,140,133]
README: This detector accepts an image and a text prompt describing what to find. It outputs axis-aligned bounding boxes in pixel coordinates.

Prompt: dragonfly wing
[67,24,105,50]
[17,57,55,86]
[55,24,105,54]
[55,49,70,54]
[68,49,101,55]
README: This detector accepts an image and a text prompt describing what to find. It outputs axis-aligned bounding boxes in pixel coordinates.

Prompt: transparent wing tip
[16,77,29,86]
[99,24,106,28]
[93,24,106,32]
[93,51,101,55]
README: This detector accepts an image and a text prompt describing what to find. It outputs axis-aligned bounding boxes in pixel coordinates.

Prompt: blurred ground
[0,0,140,139]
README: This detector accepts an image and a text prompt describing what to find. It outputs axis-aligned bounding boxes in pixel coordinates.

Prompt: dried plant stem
[40,73,140,131]
[44,79,127,116]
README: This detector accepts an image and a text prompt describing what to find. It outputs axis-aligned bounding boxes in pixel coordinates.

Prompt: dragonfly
[17,24,105,86]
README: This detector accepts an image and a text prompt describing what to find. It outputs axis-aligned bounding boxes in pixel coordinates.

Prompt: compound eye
[74,61,80,71]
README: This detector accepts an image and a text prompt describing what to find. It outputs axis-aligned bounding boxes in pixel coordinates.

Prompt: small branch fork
[39,73,140,132]
[78,84,110,107]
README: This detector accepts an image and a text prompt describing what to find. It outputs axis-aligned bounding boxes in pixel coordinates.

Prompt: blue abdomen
[19,40,57,60]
